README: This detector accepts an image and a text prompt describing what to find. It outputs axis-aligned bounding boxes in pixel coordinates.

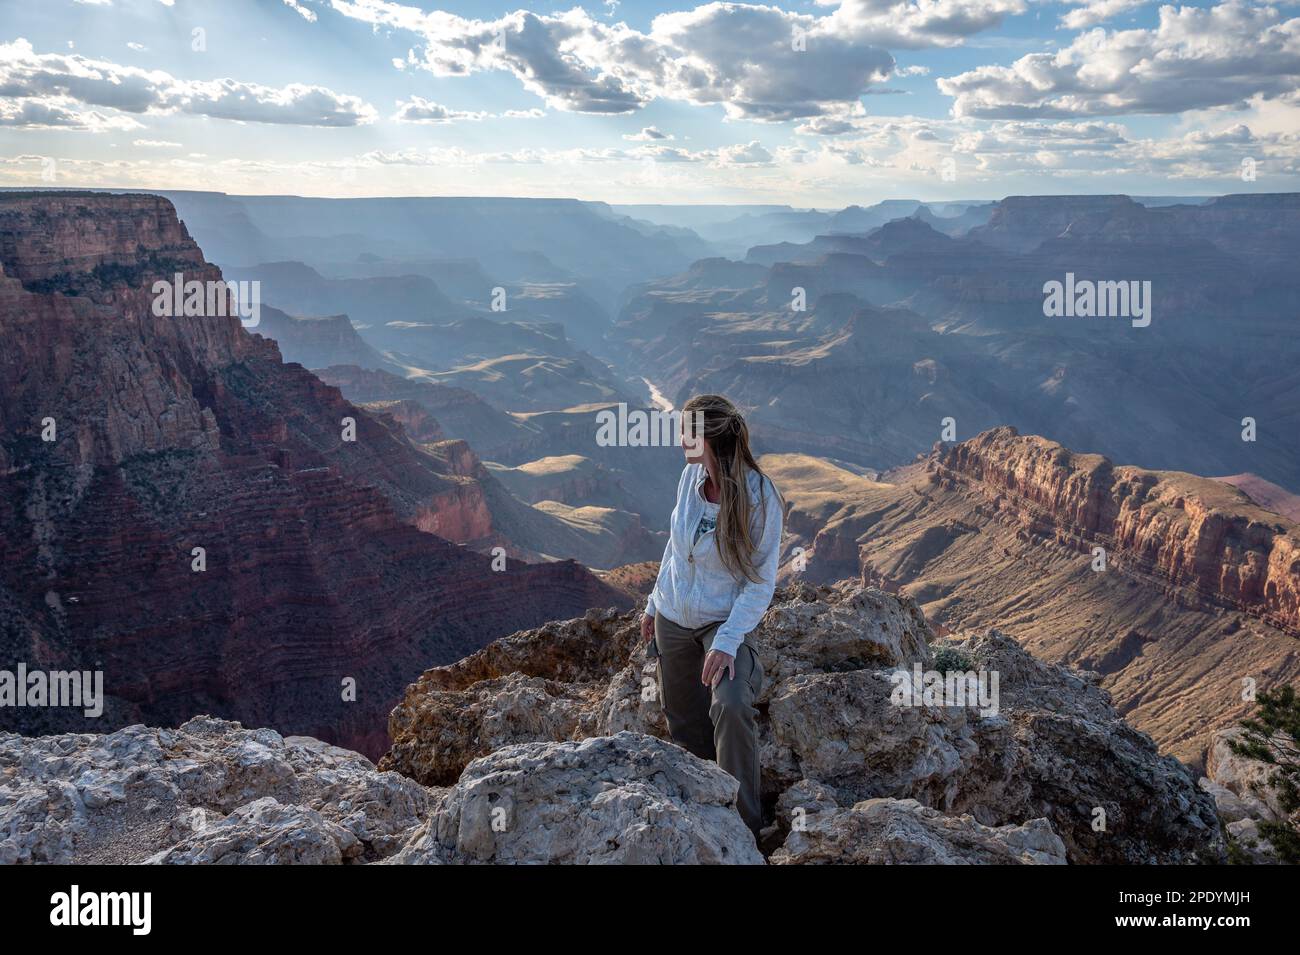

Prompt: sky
[0,0,1297,205]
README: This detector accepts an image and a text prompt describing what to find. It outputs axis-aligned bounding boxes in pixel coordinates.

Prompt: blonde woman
[641,394,784,837]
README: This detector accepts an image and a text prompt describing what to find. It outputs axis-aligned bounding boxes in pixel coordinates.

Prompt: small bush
[931,646,973,673]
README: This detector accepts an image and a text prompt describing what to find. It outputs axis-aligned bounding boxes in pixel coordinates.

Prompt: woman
[641,394,784,837]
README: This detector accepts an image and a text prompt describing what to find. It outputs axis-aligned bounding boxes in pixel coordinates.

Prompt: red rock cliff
[931,427,1300,635]
[0,192,626,757]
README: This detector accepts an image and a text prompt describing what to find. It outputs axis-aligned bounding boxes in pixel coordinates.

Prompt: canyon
[0,188,1296,864]
[765,427,1300,766]
[613,195,1300,490]
[0,192,626,758]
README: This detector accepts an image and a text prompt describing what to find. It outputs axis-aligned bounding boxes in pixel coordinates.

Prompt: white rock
[772,798,1067,865]
[389,733,763,865]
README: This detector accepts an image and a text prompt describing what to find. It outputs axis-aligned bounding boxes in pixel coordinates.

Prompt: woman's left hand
[701,649,735,687]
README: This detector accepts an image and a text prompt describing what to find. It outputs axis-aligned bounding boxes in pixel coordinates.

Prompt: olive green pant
[652,613,764,834]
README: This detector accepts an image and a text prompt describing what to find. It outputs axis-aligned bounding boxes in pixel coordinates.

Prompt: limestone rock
[5,583,1227,865]
[380,583,1223,864]
[944,629,1222,865]
[145,797,361,865]
[1203,726,1297,863]
[771,797,1067,865]
[382,672,599,787]
[765,668,975,807]
[388,733,763,865]
[1206,727,1287,821]
[382,583,928,787]
[381,606,664,785]
[1198,778,1254,824]
[1223,818,1280,864]
[0,717,433,865]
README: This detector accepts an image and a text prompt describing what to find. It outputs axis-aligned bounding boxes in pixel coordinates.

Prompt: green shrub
[931,646,973,673]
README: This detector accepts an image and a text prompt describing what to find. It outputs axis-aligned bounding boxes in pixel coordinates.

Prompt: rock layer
[932,427,1300,636]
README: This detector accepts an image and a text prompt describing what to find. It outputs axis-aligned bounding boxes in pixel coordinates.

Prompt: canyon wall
[931,427,1300,636]
[762,434,1300,765]
[0,192,626,757]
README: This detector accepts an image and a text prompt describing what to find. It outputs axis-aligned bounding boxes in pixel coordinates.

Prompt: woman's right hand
[641,613,654,643]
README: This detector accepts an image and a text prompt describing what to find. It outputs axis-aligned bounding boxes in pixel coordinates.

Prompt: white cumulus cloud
[0,37,377,127]
[939,2,1300,119]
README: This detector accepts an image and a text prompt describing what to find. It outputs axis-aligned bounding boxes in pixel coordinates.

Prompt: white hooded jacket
[645,462,784,658]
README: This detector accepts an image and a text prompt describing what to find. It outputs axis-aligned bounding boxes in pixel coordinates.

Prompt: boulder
[145,798,361,865]
[765,668,975,807]
[771,797,1067,865]
[0,716,432,865]
[387,733,763,865]
[380,607,652,785]
[1206,727,1287,821]
[1203,725,1297,863]
[942,629,1223,864]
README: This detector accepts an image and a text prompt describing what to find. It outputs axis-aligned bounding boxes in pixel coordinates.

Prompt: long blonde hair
[681,394,783,584]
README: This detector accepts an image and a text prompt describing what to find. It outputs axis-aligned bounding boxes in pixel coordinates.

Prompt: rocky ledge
[2,585,1229,864]
[0,716,432,864]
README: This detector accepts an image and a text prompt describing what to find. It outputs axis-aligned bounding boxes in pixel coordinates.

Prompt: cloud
[391,96,547,122]
[283,0,318,22]
[939,2,1300,119]
[623,125,672,140]
[331,1,995,120]
[793,99,873,135]
[796,116,858,135]
[392,96,488,123]
[1058,0,1147,30]
[858,111,1300,181]
[632,144,699,162]
[132,138,182,147]
[357,140,781,167]
[774,144,813,163]
[821,0,1028,49]
[948,119,1134,170]
[9,112,1296,199]
[0,97,141,131]
[0,37,376,127]
[179,79,377,125]
[713,140,774,165]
